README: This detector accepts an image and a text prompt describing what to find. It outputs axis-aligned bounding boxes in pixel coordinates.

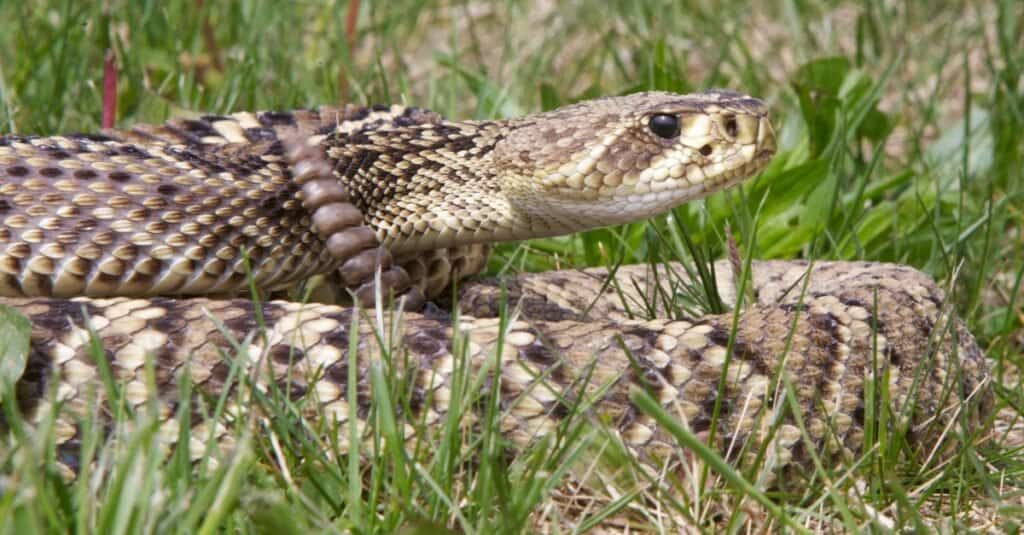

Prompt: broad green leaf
[0,305,31,396]
[751,158,830,220]
[794,57,852,98]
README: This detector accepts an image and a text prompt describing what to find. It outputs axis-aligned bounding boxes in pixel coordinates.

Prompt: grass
[0,0,1022,532]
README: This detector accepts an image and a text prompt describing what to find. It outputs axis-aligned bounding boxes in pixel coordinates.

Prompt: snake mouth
[546,141,778,231]
[704,146,775,194]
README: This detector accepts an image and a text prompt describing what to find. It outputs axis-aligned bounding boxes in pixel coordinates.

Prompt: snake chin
[704,147,776,192]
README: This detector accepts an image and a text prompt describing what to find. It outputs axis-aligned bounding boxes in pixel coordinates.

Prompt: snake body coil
[0,91,990,481]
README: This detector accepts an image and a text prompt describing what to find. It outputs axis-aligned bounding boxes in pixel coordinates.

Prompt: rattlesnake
[0,91,991,483]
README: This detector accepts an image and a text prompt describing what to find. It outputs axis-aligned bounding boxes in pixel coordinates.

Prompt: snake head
[495,90,776,233]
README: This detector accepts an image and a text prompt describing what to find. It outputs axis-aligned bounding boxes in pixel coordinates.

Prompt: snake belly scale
[0,91,990,480]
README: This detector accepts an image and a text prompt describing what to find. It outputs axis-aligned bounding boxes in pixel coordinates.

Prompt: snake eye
[648,114,680,139]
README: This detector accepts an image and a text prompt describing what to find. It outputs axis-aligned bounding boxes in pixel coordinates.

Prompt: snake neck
[322,118,561,255]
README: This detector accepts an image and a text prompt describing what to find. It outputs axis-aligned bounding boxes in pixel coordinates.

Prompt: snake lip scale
[0,90,991,486]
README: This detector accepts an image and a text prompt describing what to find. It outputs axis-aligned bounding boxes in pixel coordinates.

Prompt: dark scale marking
[75,218,98,232]
[405,333,442,355]
[738,98,764,110]
[639,364,663,388]
[117,144,152,159]
[29,274,53,296]
[30,300,88,334]
[520,337,568,385]
[7,165,30,177]
[921,290,945,310]
[884,345,901,366]
[199,114,230,123]
[222,303,260,333]
[178,119,219,138]
[445,134,477,154]
[867,311,888,333]
[806,312,843,405]
[788,439,807,468]
[275,379,308,402]
[356,150,379,172]
[521,297,576,321]
[100,334,132,349]
[732,339,771,376]
[354,383,373,419]
[419,302,451,321]
[152,344,181,372]
[234,154,272,174]
[270,344,305,364]
[260,139,286,158]
[43,148,72,159]
[323,362,349,385]
[169,147,227,174]
[413,158,445,175]
[108,171,132,182]
[520,342,556,365]
[117,244,140,259]
[690,394,723,434]
[256,183,296,219]
[259,193,282,213]
[838,296,868,308]
[56,439,83,474]
[807,312,841,353]
[622,326,661,348]
[158,125,203,147]
[7,347,54,419]
[852,404,866,426]
[259,111,296,127]
[407,376,428,414]
[244,127,277,143]
[0,199,9,213]
[778,303,809,314]
[1,266,24,287]
[39,167,63,178]
[348,107,371,121]
[548,400,572,420]
[69,133,115,142]
[74,169,98,180]
[414,328,448,345]
[706,325,731,347]
[370,104,390,112]
[94,272,121,289]
[208,362,232,386]
[356,118,395,135]
[392,116,419,128]
[157,184,179,195]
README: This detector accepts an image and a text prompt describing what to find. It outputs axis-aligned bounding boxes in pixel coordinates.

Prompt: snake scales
[0,91,991,482]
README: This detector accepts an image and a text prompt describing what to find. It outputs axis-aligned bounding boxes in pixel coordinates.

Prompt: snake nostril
[699,144,713,156]
[724,115,738,137]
